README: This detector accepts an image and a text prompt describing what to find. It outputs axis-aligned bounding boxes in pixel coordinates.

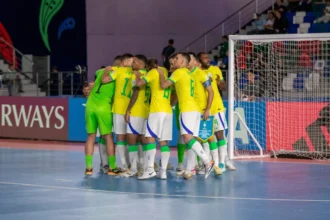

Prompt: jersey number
[163,88,171,99]
[121,78,131,98]
[190,80,195,97]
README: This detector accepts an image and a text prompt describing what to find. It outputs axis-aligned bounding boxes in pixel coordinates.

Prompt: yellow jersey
[142,68,172,114]
[169,67,199,113]
[191,67,210,113]
[204,66,225,114]
[130,69,150,118]
[110,67,133,115]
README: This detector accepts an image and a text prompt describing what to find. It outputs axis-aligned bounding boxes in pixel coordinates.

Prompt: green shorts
[85,105,113,135]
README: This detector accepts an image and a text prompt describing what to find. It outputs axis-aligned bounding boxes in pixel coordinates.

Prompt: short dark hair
[177,52,190,64]
[169,39,174,44]
[120,53,134,61]
[134,54,148,67]
[100,66,106,69]
[114,55,122,61]
[187,52,198,61]
[222,36,228,41]
[169,53,178,60]
[197,52,207,60]
[147,58,158,70]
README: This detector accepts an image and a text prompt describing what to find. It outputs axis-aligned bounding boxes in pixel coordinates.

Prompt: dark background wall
[0,0,87,71]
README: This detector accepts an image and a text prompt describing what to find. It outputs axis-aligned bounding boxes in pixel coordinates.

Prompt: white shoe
[122,170,138,178]
[138,169,157,180]
[176,163,185,171]
[219,163,226,173]
[226,161,236,171]
[157,169,167,180]
[197,165,205,175]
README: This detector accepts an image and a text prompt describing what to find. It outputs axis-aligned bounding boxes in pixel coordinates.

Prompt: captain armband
[203,80,211,88]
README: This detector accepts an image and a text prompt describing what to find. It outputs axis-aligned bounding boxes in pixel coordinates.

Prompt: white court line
[54,179,75,182]
[0,181,330,203]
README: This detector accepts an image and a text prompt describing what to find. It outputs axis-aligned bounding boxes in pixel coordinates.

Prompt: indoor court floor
[0,139,330,220]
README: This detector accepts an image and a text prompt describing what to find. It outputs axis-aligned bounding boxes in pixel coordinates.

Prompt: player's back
[130,69,150,118]
[170,67,199,113]
[112,67,133,115]
[142,68,172,114]
[87,68,115,108]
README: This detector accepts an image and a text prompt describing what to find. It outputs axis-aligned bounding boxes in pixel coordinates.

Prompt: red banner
[0,97,68,140]
[267,102,330,152]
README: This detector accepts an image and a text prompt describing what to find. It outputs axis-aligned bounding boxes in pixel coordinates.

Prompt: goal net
[227,34,330,160]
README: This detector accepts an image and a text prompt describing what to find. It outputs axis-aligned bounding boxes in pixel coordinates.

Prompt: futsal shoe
[138,169,157,180]
[122,170,138,178]
[219,163,227,173]
[183,170,194,180]
[102,165,109,174]
[157,168,167,180]
[85,168,93,175]
[107,168,121,176]
[213,166,222,176]
[176,163,185,172]
[205,161,215,179]
[197,165,205,175]
[226,161,236,171]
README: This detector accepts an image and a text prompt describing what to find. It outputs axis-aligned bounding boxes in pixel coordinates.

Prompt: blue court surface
[1,142,330,220]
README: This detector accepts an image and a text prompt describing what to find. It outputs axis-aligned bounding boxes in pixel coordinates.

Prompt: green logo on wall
[39,0,64,52]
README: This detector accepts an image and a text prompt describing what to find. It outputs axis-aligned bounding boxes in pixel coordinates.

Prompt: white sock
[125,145,130,168]
[186,149,196,172]
[219,146,227,164]
[202,142,211,159]
[128,145,138,172]
[145,143,157,172]
[116,142,127,169]
[211,149,219,166]
[189,139,210,165]
[98,140,108,166]
[137,143,144,169]
[160,146,170,170]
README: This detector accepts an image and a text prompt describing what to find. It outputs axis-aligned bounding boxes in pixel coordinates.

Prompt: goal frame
[228,33,330,160]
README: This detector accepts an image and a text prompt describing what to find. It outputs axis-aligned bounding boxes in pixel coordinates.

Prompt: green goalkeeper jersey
[86,68,115,107]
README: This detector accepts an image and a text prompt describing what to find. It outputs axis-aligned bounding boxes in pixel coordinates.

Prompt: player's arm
[125,87,139,123]
[215,68,226,90]
[203,81,214,120]
[159,68,175,89]
[101,66,115,84]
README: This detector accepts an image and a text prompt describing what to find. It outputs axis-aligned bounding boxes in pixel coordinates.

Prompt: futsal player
[159,52,215,179]
[133,58,173,180]
[84,67,117,175]
[198,52,236,172]
[97,57,122,173]
[124,54,150,177]
[186,52,222,178]
[103,54,134,172]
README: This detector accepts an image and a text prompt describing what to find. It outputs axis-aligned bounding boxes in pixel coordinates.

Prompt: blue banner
[68,97,90,142]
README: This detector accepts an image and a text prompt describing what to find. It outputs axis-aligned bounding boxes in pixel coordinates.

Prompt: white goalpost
[228,33,330,160]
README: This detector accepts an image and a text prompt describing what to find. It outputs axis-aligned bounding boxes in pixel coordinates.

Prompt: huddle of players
[84,52,236,180]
